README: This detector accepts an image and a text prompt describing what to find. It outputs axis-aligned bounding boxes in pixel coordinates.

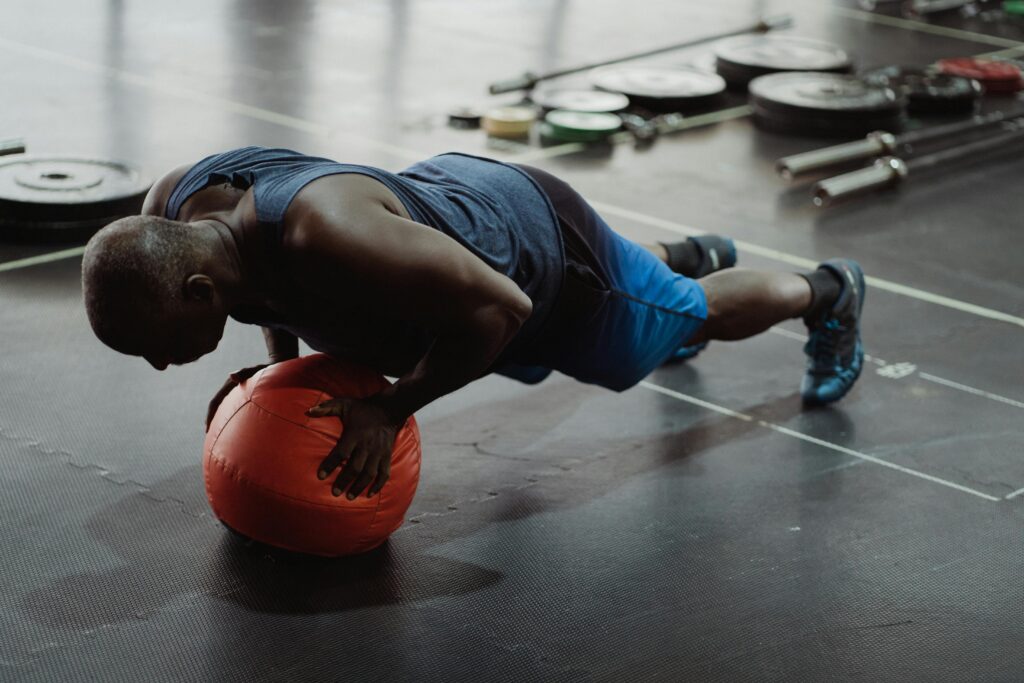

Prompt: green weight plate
[543,110,622,142]
[1005,0,1024,15]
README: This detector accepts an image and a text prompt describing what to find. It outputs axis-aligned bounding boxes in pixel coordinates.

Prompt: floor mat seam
[1,423,212,521]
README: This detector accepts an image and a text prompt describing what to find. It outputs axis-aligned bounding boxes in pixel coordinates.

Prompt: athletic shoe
[661,235,736,364]
[801,259,866,405]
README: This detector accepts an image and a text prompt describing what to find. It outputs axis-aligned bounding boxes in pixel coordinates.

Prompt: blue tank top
[165,146,565,357]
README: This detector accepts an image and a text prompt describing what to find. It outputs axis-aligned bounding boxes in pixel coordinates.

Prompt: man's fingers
[368,457,391,497]
[333,449,370,498]
[306,398,345,418]
[318,436,353,480]
[346,465,378,500]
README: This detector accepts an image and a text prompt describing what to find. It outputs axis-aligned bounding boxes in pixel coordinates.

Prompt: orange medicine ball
[203,354,421,557]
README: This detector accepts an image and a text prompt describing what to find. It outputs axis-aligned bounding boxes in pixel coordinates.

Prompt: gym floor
[2,0,1023,680]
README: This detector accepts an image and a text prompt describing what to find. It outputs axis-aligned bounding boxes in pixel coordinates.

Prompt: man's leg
[685,261,866,405]
[685,269,813,343]
[643,237,737,362]
[509,162,864,403]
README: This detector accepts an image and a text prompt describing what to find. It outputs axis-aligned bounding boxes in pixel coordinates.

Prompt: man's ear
[184,274,215,303]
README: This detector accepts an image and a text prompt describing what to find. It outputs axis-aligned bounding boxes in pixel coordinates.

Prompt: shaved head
[82,216,203,349]
[82,215,223,363]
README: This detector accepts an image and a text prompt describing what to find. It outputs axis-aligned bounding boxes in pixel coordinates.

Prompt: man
[82,147,865,503]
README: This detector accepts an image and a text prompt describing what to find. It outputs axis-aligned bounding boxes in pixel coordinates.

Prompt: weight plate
[1,138,25,158]
[716,35,852,71]
[543,110,622,142]
[590,66,726,112]
[715,35,852,88]
[751,102,906,137]
[538,122,613,144]
[937,57,1022,82]
[1006,0,1024,15]
[980,78,1024,94]
[0,155,151,242]
[862,65,981,114]
[448,107,483,129]
[749,72,905,116]
[481,106,537,138]
[531,89,629,113]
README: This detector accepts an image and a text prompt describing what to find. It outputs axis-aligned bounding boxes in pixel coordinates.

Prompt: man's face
[122,302,226,371]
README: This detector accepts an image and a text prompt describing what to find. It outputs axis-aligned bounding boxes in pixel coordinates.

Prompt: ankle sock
[659,240,702,277]
[800,267,843,324]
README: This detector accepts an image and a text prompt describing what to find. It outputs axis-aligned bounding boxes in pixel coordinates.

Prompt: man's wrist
[372,385,417,426]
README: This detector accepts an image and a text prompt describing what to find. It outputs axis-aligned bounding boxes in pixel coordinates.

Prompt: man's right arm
[263,327,298,363]
[209,325,299,429]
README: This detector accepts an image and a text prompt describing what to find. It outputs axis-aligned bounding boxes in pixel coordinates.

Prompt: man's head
[82,216,231,370]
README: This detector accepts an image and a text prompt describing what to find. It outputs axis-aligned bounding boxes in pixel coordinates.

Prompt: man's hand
[306,395,406,500]
[205,364,269,430]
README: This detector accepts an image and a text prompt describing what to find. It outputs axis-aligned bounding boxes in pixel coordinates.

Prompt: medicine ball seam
[245,394,341,441]
[207,449,379,511]
[205,396,252,453]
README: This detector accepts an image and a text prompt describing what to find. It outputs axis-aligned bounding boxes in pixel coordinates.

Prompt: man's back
[142,147,567,372]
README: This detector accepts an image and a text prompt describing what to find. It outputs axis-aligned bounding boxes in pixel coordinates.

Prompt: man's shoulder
[282,174,403,249]
[140,163,195,216]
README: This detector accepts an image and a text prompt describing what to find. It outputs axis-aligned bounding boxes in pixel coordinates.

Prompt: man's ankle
[799,267,842,325]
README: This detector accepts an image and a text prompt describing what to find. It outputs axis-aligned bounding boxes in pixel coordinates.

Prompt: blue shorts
[494,166,707,392]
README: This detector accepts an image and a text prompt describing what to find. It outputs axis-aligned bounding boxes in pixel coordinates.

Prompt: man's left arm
[285,196,534,499]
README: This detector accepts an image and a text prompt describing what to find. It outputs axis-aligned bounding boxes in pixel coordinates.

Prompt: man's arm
[263,327,299,363]
[290,189,534,500]
[285,193,533,421]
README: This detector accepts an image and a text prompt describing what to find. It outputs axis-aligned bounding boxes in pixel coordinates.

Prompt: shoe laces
[807,318,842,372]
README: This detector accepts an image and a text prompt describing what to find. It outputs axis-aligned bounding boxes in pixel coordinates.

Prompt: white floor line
[767,327,807,343]
[590,201,1024,331]
[2,33,1023,335]
[975,44,1024,59]
[0,247,86,273]
[834,6,1024,49]
[640,381,754,422]
[639,380,1002,502]
[1005,487,1024,500]
[810,459,866,477]
[918,373,1024,410]
[769,327,1024,409]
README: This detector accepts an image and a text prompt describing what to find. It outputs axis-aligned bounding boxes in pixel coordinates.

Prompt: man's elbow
[506,290,533,327]
[470,293,532,341]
